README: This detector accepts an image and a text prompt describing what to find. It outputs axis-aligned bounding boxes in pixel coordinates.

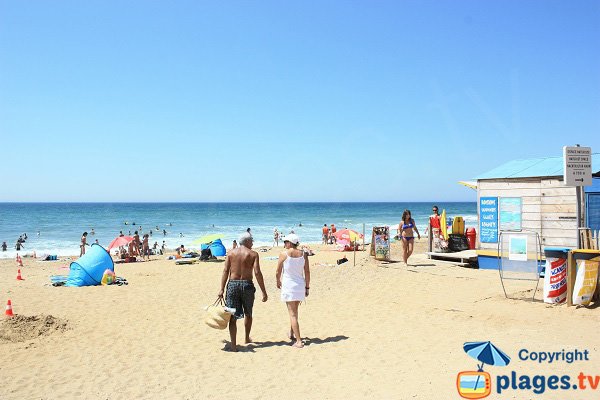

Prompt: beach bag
[204,298,232,330]
[448,234,469,252]
[101,269,116,285]
[200,248,212,261]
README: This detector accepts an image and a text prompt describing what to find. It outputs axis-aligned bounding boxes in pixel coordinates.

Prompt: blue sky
[1,1,598,202]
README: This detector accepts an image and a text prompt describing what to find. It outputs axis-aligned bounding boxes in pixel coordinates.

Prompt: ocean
[0,202,477,257]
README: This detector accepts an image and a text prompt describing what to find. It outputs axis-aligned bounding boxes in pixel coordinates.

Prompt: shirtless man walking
[217,232,268,352]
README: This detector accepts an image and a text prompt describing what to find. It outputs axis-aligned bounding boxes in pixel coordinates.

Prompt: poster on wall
[373,226,390,261]
[508,235,528,261]
[479,197,498,243]
[499,197,523,231]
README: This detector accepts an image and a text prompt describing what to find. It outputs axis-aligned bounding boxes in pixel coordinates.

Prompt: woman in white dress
[276,234,310,348]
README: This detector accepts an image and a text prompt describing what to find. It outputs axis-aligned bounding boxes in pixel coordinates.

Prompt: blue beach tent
[200,239,227,257]
[210,239,226,257]
[66,244,114,287]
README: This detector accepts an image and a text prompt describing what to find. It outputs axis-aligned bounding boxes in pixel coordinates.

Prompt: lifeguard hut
[471,153,600,269]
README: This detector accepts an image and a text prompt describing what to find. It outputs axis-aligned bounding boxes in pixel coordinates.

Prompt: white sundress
[281,254,306,302]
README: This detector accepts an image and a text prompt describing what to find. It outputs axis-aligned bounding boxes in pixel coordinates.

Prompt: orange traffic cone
[5,300,14,317]
[16,269,24,281]
[16,254,23,267]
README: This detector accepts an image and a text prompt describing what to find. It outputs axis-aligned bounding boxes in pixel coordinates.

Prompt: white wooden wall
[478,178,577,250]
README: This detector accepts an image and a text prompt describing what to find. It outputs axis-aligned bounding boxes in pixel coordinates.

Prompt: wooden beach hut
[472,154,600,269]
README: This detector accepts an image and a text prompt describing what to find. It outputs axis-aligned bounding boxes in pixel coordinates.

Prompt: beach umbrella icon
[463,341,510,394]
[463,341,511,370]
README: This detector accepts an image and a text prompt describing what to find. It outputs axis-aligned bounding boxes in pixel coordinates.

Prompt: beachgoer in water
[95,239,99,245]
[15,240,23,251]
[1,241,7,251]
[400,209,420,266]
[163,229,167,236]
[232,240,238,249]
[246,227,252,236]
[119,231,124,237]
[91,228,95,235]
[217,232,268,352]
[276,234,310,349]
[273,228,280,247]
[80,232,88,256]
[322,224,329,244]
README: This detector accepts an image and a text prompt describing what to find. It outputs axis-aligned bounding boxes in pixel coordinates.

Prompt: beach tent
[66,244,114,287]
[200,239,227,257]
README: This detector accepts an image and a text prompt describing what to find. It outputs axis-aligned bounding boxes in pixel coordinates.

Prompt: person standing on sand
[427,206,441,233]
[142,234,150,261]
[322,224,329,244]
[217,232,268,352]
[276,234,310,349]
[400,210,420,266]
[273,228,280,247]
[133,231,141,256]
[80,232,88,256]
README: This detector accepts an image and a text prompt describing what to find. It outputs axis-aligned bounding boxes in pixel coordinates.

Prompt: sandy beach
[1,241,599,400]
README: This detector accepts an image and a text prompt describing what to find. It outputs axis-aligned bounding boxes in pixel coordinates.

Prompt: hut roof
[474,153,600,180]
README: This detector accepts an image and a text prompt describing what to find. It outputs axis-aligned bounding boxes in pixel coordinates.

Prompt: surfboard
[452,216,465,235]
[441,209,448,240]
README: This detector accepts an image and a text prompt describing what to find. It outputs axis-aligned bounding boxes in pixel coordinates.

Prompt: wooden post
[428,221,432,255]
[567,250,576,307]
[353,241,356,266]
[576,186,583,249]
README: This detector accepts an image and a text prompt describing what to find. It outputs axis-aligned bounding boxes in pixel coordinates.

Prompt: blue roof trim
[474,153,600,180]
[585,177,600,193]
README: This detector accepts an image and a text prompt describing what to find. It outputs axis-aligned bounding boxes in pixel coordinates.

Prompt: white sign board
[563,146,592,186]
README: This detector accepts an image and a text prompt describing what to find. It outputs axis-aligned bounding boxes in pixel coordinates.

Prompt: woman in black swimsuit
[400,209,420,266]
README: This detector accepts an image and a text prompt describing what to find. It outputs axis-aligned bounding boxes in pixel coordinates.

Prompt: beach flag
[16,269,24,281]
[16,254,23,267]
[5,300,14,317]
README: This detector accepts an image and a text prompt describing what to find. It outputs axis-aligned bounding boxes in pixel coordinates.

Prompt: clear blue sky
[1,1,598,202]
